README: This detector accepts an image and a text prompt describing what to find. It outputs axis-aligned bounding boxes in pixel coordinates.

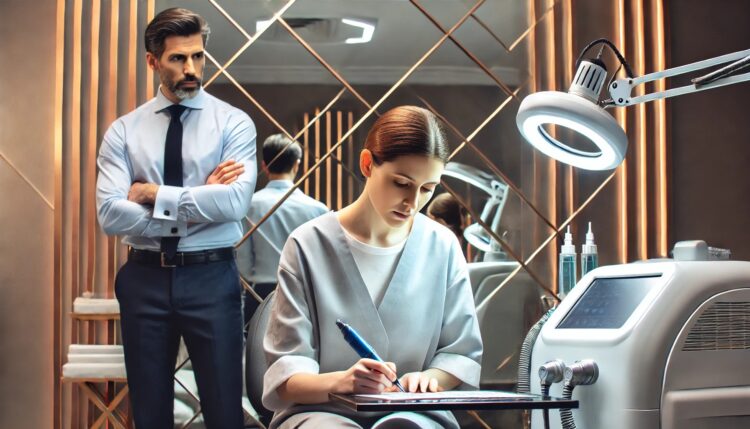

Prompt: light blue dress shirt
[96,87,257,251]
[236,180,328,284]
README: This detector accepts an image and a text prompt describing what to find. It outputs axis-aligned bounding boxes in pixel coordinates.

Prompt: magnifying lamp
[516,38,750,170]
[442,163,509,261]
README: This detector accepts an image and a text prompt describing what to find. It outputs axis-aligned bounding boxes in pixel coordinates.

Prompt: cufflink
[171,227,178,234]
[164,210,170,216]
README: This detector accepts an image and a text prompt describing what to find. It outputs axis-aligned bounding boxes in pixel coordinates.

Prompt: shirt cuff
[159,218,188,238]
[428,352,482,389]
[153,185,181,221]
[262,355,320,411]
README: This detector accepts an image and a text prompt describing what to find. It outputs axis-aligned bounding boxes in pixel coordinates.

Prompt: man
[96,8,255,429]
[237,134,328,322]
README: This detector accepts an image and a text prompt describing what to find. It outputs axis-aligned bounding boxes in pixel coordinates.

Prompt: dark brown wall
[668,0,750,259]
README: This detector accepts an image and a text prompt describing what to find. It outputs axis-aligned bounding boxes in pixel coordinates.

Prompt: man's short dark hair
[263,134,303,174]
[145,8,210,60]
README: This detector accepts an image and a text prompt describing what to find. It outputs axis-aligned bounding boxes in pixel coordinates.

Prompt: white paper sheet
[353,390,536,401]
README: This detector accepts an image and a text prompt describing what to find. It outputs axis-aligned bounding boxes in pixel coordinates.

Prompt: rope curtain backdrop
[53,0,667,427]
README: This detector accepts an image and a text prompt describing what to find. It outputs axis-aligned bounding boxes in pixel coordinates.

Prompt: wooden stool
[63,376,131,428]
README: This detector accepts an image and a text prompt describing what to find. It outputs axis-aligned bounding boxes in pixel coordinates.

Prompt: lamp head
[463,223,506,261]
[516,59,628,170]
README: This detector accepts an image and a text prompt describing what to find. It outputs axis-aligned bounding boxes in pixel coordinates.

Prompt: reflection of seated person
[237,134,328,323]
[426,193,467,249]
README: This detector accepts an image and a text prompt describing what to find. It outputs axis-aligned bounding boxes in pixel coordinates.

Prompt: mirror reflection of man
[95,8,255,429]
[237,134,328,323]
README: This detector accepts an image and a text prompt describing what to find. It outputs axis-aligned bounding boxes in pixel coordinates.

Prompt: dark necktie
[161,104,187,259]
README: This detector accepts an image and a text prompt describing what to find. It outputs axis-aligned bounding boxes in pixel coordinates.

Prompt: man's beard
[169,75,202,100]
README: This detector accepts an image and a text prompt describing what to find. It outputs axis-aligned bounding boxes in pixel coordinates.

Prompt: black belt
[128,247,235,267]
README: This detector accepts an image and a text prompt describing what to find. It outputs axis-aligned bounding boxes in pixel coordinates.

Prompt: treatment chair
[245,291,277,428]
[470,264,544,389]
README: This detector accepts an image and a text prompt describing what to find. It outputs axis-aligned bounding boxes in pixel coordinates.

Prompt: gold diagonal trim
[180,409,202,429]
[330,152,362,185]
[476,170,618,312]
[175,375,200,405]
[1,147,54,209]
[410,0,516,99]
[205,56,356,186]
[469,1,557,53]
[235,0,488,248]
[495,350,517,372]
[175,356,190,372]
[447,89,518,159]
[204,0,297,87]
[263,88,346,175]
[276,17,375,111]
[470,14,511,51]
[441,181,555,298]
[241,277,264,303]
[205,51,301,144]
[417,85,558,234]
[467,411,492,429]
[204,39,251,88]
[207,0,252,40]
[508,1,557,52]
[443,85,562,235]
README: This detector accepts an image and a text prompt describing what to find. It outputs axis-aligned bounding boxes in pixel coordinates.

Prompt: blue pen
[336,319,406,393]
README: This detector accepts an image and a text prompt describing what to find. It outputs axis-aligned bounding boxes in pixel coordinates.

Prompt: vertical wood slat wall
[302,110,356,210]
[55,1,154,427]
[526,0,668,290]
[621,0,669,261]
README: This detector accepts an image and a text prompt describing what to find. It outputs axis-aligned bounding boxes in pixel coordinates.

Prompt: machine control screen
[557,275,662,329]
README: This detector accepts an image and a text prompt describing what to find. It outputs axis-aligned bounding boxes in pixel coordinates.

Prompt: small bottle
[581,222,599,276]
[559,225,577,297]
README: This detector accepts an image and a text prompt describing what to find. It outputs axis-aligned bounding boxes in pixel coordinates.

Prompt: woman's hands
[387,371,443,393]
[279,364,457,404]
[333,358,398,394]
[335,364,453,395]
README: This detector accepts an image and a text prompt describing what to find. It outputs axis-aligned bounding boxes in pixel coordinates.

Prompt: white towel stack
[73,296,120,314]
[62,344,126,379]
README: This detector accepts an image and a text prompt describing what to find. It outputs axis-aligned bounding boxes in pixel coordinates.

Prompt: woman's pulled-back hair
[427,192,466,240]
[364,106,449,164]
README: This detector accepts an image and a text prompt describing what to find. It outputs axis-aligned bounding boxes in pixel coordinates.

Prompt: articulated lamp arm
[608,49,750,106]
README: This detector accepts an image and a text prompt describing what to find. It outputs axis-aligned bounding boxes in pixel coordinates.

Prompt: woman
[426,192,467,250]
[262,106,483,429]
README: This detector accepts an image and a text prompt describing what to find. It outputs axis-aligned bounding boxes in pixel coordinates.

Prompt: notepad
[353,390,536,401]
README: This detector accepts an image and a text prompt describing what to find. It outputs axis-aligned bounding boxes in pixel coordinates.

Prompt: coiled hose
[517,308,555,394]
[559,383,576,429]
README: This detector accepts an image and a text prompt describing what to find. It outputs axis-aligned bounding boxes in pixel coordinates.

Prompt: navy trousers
[115,257,244,429]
